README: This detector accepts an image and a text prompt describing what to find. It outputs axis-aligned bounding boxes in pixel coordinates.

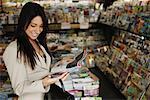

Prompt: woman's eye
[31,25,36,27]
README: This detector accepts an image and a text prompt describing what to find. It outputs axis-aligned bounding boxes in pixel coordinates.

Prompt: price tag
[64,0,72,3]
[61,22,71,29]
[80,22,89,29]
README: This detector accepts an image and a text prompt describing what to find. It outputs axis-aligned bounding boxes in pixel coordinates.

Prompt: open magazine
[66,49,87,68]
[50,49,88,74]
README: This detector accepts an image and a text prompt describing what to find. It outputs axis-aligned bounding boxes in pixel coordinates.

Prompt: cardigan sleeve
[3,42,50,96]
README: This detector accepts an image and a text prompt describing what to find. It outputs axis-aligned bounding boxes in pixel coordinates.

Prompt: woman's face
[25,16,43,41]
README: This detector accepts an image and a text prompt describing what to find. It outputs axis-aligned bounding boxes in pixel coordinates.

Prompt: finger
[48,77,59,84]
[57,72,69,80]
[61,73,70,81]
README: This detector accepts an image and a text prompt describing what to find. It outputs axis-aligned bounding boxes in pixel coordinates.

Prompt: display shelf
[98,17,150,38]
[3,0,94,7]
[0,22,112,34]
[109,29,150,99]
[106,67,119,78]
[2,21,149,42]
[97,0,150,38]
[1,0,100,25]
[131,80,143,91]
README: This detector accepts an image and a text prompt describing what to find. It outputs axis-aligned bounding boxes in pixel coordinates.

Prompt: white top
[3,40,51,100]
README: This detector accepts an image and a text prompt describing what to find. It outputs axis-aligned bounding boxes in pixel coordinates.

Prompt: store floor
[89,67,126,100]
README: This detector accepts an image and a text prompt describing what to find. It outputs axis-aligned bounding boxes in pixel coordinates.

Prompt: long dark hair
[14,2,49,70]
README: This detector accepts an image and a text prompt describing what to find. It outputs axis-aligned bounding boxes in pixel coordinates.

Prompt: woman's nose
[35,27,42,34]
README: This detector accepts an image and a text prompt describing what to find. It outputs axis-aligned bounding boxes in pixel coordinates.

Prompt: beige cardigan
[3,40,51,100]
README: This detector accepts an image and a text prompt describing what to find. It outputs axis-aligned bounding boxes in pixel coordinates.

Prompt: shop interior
[0,0,150,100]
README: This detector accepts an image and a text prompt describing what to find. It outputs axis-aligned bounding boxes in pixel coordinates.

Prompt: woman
[3,2,69,100]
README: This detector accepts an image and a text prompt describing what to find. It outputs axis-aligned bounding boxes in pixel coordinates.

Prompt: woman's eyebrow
[30,22,37,25]
[30,22,43,26]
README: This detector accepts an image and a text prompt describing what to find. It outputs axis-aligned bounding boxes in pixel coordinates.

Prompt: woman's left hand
[42,72,69,87]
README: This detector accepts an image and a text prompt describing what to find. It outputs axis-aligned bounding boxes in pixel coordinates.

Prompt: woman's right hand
[42,72,69,88]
